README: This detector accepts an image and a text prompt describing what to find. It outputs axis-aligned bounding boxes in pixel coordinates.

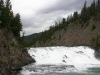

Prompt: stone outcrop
[94,49,100,60]
[0,28,35,75]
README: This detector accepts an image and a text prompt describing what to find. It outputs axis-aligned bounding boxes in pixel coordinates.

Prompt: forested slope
[30,0,100,48]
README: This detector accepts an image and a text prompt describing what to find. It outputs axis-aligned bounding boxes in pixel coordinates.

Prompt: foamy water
[18,46,100,75]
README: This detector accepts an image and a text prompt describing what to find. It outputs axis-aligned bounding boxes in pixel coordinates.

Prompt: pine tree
[89,0,97,16]
[5,0,12,27]
[0,0,4,27]
[81,1,87,22]
[12,13,22,37]
[0,0,4,15]
[73,11,78,21]
[97,0,100,12]
[0,0,12,27]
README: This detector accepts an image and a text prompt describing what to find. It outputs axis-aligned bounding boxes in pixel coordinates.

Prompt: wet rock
[12,66,22,72]
[67,65,75,68]
[62,60,66,63]
[94,49,100,60]
[32,55,35,57]
[77,51,84,54]
[64,55,67,58]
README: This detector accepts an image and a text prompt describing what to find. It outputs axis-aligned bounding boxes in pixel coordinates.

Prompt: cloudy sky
[10,0,93,36]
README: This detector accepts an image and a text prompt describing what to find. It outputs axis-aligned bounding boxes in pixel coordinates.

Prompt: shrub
[3,44,7,48]
[59,34,61,40]
[85,20,89,27]
[64,27,67,32]
[51,42,54,46]
[91,35,100,48]
[91,24,96,30]
[91,37,95,44]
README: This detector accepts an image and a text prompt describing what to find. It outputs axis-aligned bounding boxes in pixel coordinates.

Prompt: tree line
[0,0,22,37]
[27,0,100,47]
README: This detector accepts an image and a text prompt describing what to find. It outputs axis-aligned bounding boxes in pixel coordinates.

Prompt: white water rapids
[19,46,100,75]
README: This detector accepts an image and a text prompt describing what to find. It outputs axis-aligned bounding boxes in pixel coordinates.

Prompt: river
[18,46,100,75]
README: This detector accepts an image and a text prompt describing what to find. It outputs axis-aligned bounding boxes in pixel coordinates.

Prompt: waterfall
[28,46,100,70]
[18,46,100,75]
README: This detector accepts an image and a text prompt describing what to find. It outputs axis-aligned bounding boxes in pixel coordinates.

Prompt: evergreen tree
[62,18,66,24]
[97,0,100,12]
[5,0,12,27]
[0,0,12,27]
[89,0,97,17]
[0,0,24,46]
[0,0,4,15]
[12,13,22,37]
[81,1,87,22]
[0,0,4,27]
[73,11,78,21]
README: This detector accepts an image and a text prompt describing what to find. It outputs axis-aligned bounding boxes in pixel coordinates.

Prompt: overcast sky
[10,0,93,36]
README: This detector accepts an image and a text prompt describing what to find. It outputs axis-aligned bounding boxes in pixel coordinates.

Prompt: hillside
[30,0,100,48]
[34,16,100,47]
[24,33,39,41]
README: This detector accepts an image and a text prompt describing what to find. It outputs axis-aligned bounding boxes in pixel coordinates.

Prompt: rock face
[94,49,100,60]
[0,28,35,75]
[34,17,100,47]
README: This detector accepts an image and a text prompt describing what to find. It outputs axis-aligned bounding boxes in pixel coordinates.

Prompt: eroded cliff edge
[0,28,35,75]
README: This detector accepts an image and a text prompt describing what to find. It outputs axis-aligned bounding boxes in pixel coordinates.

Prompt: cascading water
[18,46,100,75]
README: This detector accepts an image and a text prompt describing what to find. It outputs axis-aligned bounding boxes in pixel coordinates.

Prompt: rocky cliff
[0,28,35,75]
[34,16,100,47]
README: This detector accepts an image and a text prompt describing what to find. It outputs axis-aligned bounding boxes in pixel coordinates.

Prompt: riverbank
[0,28,35,75]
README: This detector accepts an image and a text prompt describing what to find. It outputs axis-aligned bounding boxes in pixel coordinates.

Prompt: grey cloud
[20,0,93,35]
[39,0,93,14]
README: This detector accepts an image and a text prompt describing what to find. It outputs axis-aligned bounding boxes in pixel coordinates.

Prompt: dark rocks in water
[74,45,100,60]
[32,55,35,57]
[94,49,100,60]
[67,65,75,68]
[12,66,22,72]
[62,60,66,63]
[64,55,67,58]
[77,51,84,54]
